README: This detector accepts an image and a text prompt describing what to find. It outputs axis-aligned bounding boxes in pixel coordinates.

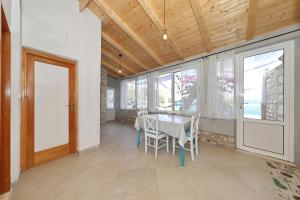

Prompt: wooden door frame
[21,48,78,171]
[0,5,11,195]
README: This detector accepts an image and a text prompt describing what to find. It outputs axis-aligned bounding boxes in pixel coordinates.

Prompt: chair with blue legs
[143,114,169,159]
[137,110,148,145]
[172,113,200,161]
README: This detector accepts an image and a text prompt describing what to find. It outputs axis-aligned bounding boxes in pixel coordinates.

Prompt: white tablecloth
[134,114,191,147]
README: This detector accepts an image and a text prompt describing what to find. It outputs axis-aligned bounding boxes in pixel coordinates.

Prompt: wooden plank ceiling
[81,0,300,78]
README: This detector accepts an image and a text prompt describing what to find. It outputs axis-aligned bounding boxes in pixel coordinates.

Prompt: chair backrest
[143,114,159,135]
[166,110,181,116]
[174,110,181,116]
[137,110,148,118]
[190,113,200,137]
[138,110,148,118]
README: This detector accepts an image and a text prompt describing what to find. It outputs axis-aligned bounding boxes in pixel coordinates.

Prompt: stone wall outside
[199,131,235,148]
[262,60,284,121]
[100,68,107,124]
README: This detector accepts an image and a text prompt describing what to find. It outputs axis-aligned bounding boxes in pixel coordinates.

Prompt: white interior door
[34,61,69,152]
[236,41,294,162]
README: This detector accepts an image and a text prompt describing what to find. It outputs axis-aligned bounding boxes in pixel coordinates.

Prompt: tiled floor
[0,192,10,200]
[11,121,281,200]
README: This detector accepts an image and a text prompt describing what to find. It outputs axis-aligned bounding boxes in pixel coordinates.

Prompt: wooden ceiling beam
[102,59,129,76]
[189,0,213,52]
[246,0,259,40]
[93,0,164,66]
[102,32,149,70]
[102,47,138,74]
[79,0,91,12]
[137,0,184,60]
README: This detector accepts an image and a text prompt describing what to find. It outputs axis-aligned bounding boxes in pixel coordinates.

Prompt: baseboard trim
[11,179,19,189]
[78,145,100,155]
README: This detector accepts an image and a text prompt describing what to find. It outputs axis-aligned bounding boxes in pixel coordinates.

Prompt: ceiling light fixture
[162,0,168,41]
[118,54,122,74]
[163,30,168,41]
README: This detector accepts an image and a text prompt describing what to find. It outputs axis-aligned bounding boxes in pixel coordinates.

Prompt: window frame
[136,77,148,109]
[156,65,198,114]
[121,76,148,110]
[106,87,115,110]
[156,72,173,111]
[126,79,137,109]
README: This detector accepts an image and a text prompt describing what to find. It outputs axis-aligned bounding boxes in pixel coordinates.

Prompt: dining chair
[143,114,169,159]
[174,110,182,116]
[137,110,148,145]
[172,113,200,161]
[137,110,148,117]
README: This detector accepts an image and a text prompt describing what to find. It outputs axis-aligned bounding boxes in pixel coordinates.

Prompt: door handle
[66,104,75,112]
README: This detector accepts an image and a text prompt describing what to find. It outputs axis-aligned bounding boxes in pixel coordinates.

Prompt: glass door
[236,41,294,161]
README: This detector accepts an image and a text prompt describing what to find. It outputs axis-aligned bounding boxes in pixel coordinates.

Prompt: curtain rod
[120,28,300,80]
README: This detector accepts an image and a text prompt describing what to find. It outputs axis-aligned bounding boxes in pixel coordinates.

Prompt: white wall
[294,38,300,164]
[1,0,11,26]
[10,0,22,184]
[21,0,101,152]
[1,0,101,184]
[1,0,22,184]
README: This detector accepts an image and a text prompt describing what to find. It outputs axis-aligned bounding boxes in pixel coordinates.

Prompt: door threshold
[236,148,296,166]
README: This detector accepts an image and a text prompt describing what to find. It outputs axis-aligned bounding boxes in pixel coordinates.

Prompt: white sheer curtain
[120,50,235,119]
[120,79,128,109]
[198,58,208,117]
[205,50,235,119]
[156,72,173,111]
[147,71,159,112]
[174,60,200,115]
[136,75,147,109]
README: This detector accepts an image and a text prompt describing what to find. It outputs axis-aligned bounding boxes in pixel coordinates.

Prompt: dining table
[134,114,192,166]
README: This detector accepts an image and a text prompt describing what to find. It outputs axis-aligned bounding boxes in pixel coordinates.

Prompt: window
[120,76,148,109]
[155,68,198,113]
[174,68,198,112]
[243,49,284,121]
[120,51,235,119]
[137,77,147,109]
[157,73,172,111]
[107,88,114,109]
[127,80,136,109]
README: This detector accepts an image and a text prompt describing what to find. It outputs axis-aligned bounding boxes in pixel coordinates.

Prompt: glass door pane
[243,49,284,121]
